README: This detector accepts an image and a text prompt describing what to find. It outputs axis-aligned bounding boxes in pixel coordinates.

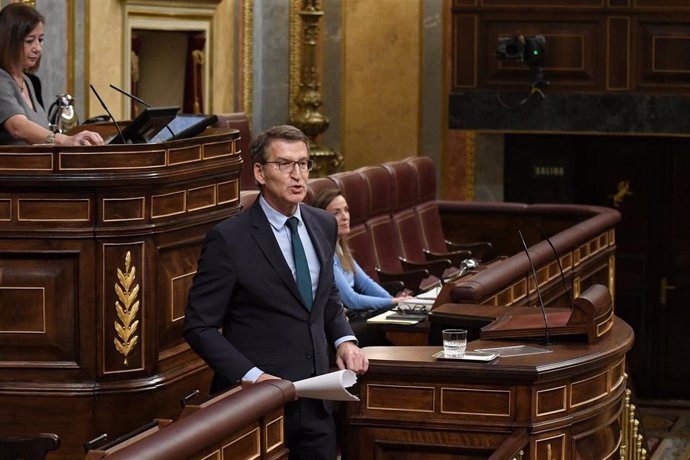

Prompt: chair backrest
[305,177,338,205]
[328,170,369,227]
[384,159,428,262]
[328,170,379,279]
[239,189,260,210]
[214,112,255,190]
[0,433,60,460]
[358,165,404,274]
[407,156,449,253]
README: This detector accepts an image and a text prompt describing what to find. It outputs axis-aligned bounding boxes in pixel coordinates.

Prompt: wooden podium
[479,283,615,344]
[345,317,634,459]
[0,128,241,459]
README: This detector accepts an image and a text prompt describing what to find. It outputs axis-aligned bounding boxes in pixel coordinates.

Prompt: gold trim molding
[243,0,254,118]
[288,0,302,120]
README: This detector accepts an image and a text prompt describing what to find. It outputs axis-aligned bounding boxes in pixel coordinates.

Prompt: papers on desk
[366,308,424,325]
[417,284,442,300]
[397,297,435,307]
[365,287,439,325]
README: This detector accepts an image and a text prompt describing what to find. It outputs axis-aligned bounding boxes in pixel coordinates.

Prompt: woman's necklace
[14,75,25,91]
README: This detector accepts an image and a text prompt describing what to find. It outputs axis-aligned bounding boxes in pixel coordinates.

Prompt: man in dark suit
[183,125,368,459]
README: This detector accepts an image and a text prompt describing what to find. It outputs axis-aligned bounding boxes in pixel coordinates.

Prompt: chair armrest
[375,267,430,295]
[423,248,472,267]
[379,280,406,296]
[445,240,497,262]
[400,257,451,280]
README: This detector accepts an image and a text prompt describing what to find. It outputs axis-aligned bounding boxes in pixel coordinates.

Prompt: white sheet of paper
[398,297,435,306]
[293,369,360,401]
[417,285,441,299]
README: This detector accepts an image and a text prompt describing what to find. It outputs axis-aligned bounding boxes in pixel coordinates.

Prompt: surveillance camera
[496,36,525,60]
[496,35,546,67]
[523,35,546,67]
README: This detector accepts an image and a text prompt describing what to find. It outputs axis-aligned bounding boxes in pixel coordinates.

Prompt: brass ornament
[192,50,206,114]
[288,0,343,176]
[242,0,254,119]
[114,251,140,366]
[610,180,633,208]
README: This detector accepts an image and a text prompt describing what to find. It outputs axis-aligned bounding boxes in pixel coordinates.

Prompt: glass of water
[442,329,467,358]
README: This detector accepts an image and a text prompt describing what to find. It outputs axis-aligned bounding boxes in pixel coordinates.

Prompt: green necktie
[286,217,313,310]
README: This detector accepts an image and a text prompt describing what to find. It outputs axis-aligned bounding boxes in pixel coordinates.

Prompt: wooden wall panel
[484,19,600,89]
[0,254,78,364]
[637,21,690,90]
[157,242,204,354]
[453,15,478,88]
[635,0,690,8]
[481,0,603,6]
[607,17,630,90]
[451,2,690,95]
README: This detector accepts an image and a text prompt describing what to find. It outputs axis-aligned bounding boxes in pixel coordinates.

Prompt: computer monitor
[107,106,180,144]
[148,113,218,143]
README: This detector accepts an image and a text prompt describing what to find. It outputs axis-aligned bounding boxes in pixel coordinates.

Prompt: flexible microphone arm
[89,84,125,144]
[109,84,150,108]
[518,229,552,345]
[538,226,575,311]
[109,84,177,141]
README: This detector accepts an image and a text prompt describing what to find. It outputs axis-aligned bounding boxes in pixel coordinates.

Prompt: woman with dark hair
[0,2,102,146]
[312,188,411,346]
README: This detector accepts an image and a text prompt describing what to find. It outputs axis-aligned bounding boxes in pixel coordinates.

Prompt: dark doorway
[505,134,690,399]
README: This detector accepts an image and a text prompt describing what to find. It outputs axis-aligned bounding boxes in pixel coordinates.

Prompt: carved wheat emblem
[114,251,140,366]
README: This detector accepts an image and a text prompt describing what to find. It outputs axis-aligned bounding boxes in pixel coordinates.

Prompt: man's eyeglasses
[393,304,429,315]
[263,159,314,174]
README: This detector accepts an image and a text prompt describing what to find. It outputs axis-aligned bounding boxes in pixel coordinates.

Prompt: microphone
[109,84,176,141]
[538,226,574,311]
[109,83,150,108]
[89,84,125,144]
[518,229,552,345]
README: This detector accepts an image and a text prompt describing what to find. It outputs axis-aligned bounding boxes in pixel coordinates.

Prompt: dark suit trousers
[284,397,336,460]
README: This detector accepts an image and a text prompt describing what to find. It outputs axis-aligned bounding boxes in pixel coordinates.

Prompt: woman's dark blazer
[183,199,353,394]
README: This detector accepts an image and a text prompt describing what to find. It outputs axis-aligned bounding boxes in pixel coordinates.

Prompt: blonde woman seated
[312,189,410,334]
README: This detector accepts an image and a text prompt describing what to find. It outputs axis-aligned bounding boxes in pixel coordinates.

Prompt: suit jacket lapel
[248,202,308,310]
[301,206,332,308]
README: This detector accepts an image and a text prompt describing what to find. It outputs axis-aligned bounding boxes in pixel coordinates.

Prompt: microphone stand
[89,85,125,144]
[109,84,177,141]
[518,229,552,345]
[538,226,575,311]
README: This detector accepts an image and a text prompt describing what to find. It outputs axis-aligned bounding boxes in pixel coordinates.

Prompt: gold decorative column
[289,0,343,176]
